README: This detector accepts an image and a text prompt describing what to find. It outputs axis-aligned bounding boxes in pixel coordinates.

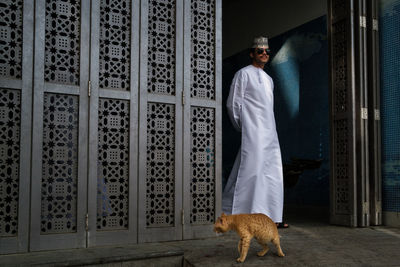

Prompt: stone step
[0,243,184,267]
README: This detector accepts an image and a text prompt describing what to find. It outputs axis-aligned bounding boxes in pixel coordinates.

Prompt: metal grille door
[1,0,221,252]
[138,0,183,242]
[30,0,90,251]
[183,0,222,239]
[87,0,139,247]
[329,0,359,226]
[328,0,373,227]
[0,0,33,254]
[138,0,221,242]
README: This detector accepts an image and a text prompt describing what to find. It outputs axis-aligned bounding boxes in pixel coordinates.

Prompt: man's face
[250,46,270,64]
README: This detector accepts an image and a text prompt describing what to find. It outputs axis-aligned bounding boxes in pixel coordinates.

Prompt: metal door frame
[0,0,33,254]
[30,0,90,251]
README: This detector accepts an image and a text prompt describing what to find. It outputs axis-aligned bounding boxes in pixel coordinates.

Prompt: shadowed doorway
[222,0,330,224]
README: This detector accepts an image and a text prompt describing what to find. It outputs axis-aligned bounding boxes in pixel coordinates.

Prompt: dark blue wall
[380,0,400,213]
[268,16,329,206]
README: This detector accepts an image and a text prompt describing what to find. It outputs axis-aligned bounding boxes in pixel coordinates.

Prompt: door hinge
[85,213,89,231]
[361,108,368,120]
[374,109,380,120]
[360,16,367,28]
[373,19,379,31]
[88,80,91,97]
[181,91,185,106]
[181,209,185,225]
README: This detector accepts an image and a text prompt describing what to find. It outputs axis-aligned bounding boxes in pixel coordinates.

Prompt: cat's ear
[221,212,226,217]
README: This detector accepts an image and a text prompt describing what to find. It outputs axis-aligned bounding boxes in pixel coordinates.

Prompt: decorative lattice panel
[41,93,79,234]
[146,103,175,227]
[97,98,129,230]
[190,107,215,224]
[44,0,81,85]
[0,1,23,79]
[333,20,347,113]
[190,0,215,100]
[332,5,350,215]
[332,0,346,19]
[0,89,21,237]
[334,119,350,214]
[147,0,176,95]
[99,0,131,90]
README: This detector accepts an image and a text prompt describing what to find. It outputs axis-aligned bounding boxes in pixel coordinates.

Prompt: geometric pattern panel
[97,98,130,230]
[99,0,131,91]
[147,0,176,95]
[333,20,347,113]
[0,0,23,79]
[190,107,215,224]
[190,0,215,100]
[146,102,175,227]
[41,93,79,234]
[332,0,346,19]
[0,89,21,237]
[44,0,81,85]
[334,119,350,214]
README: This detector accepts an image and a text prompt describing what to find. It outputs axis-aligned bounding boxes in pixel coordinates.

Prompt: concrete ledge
[383,211,400,227]
[0,243,184,267]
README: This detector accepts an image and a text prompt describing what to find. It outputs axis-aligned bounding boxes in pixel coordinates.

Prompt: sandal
[276,222,289,228]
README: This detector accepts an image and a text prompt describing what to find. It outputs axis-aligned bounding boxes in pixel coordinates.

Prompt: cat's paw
[236,257,245,263]
[277,251,285,257]
[257,251,267,257]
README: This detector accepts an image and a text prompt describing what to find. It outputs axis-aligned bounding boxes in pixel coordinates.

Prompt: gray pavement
[177,220,400,266]
[1,206,400,266]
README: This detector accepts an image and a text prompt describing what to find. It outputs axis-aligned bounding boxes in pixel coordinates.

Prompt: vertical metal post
[354,0,370,227]
[367,0,382,226]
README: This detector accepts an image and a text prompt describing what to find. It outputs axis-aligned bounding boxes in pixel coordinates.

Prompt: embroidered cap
[252,36,269,48]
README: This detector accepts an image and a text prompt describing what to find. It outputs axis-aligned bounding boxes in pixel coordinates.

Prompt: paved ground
[175,220,400,266]
[1,206,400,266]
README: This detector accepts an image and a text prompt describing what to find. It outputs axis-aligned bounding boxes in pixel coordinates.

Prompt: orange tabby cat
[214,213,285,263]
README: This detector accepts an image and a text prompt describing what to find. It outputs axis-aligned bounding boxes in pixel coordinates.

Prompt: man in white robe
[222,36,286,226]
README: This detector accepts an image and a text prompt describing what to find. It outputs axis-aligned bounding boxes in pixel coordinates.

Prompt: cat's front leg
[237,236,251,263]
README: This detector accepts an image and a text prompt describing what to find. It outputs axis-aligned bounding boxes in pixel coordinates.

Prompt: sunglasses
[256,48,271,55]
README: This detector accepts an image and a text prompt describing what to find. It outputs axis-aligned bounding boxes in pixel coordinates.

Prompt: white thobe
[222,64,284,223]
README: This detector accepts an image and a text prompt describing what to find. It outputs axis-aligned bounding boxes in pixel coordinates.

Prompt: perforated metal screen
[0,0,221,253]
